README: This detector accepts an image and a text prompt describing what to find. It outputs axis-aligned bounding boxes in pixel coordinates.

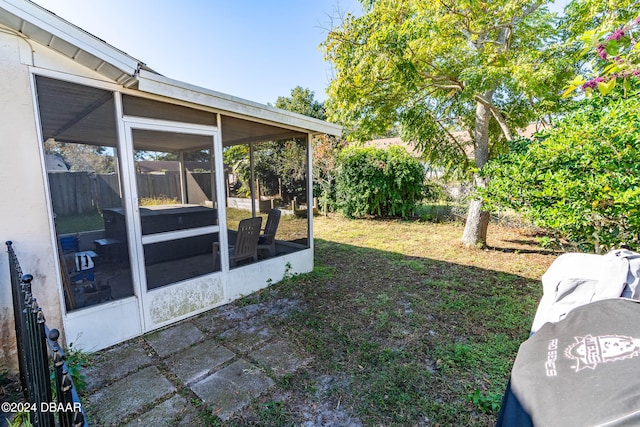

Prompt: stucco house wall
[0,31,64,371]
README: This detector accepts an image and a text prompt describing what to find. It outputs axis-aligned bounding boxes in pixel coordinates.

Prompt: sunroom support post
[209,149,216,207]
[306,134,313,247]
[249,142,256,218]
[178,152,186,204]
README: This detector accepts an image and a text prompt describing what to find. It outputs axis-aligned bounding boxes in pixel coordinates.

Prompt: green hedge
[483,95,640,253]
[336,146,425,219]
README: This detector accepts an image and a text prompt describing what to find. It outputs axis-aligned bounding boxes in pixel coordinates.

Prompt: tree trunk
[462,178,490,247]
[461,91,493,247]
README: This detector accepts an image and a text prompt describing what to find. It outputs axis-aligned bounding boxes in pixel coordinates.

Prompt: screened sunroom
[33,73,336,350]
[0,0,340,353]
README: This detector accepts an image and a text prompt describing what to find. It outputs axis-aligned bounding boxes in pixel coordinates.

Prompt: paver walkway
[81,298,312,426]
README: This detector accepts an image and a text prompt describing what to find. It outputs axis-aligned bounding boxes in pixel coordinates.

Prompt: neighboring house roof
[0,0,342,140]
[364,138,423,158]
[44,154,68,172]
[365,123,549,159]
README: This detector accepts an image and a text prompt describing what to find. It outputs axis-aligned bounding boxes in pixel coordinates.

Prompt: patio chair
[257,208,281,258]
[213,216,262,269]
[59,235,80,253]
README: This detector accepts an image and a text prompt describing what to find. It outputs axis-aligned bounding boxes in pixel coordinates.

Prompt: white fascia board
[1,0,141,76]
[137,70,343,137]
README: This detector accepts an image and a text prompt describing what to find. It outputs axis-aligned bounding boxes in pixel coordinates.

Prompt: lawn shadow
[260,237,551,426]
[311,238,546,322]
[486,243,560,256]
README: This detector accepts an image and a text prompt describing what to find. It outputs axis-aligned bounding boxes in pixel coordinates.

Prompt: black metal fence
[6,241,87,427]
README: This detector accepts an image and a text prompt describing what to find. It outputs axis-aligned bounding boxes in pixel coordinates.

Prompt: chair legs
[214,240,265,268]
[213,242,220,270]
[213,242,240,269]
[258,244,276,259]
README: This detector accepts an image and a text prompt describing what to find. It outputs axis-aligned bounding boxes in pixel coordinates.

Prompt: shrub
[423,179,445,202]
[335,146,425,218]
[483,95,640,253]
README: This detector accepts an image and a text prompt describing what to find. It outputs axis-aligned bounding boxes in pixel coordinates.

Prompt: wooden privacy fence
[49,171,213,216]
[48,172,121,216]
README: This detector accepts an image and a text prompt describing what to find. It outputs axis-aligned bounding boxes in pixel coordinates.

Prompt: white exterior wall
[0,32,61,372]
[0,31,118,372]
[226,249,313,301]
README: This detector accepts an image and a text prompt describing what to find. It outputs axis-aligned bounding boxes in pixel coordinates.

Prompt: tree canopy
[45,140,115,174]
[273,86,326,120]
[323,0,572,245]
[225,87,334,204]
[561,0,640,96]
[272,86,347,213]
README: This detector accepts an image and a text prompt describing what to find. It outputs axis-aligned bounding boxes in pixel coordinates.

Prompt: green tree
[323,0,571,246]
[45,140,115,174]
[483,93,640,253]
[313,134,348,214]
[274,87,347,210]
[274,86,326,120]
[223,142,300,200]
[225,87,326,203]
[270,87,321,202]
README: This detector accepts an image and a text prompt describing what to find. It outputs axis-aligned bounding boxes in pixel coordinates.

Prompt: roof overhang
[137,70,342,137]
[0,0,343,140]
[0,0,145,86]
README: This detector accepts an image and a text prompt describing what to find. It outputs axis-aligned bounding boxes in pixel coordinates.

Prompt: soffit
[0,0,144,85]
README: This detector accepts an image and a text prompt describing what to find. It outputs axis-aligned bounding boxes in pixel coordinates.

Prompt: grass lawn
[223,214,556,426]
[55,211,104,234]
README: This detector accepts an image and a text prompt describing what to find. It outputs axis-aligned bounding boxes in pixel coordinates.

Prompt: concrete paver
[249,339,313,378]
[86,366,176,426]
[191,359,275,421]
[165,340,235,385]
[123,394,200,427]
[83,340,153,392]
[192,303,262,334]
[145,321,204,358]
[219,322,272,353]
[82,298,311,425]
[215,359,274,396]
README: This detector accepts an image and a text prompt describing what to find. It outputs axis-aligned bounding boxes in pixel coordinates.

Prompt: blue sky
[32,0,569,106]
[32,0,363,104]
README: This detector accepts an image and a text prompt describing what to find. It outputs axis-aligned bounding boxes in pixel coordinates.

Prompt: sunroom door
[122,118,226,331]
